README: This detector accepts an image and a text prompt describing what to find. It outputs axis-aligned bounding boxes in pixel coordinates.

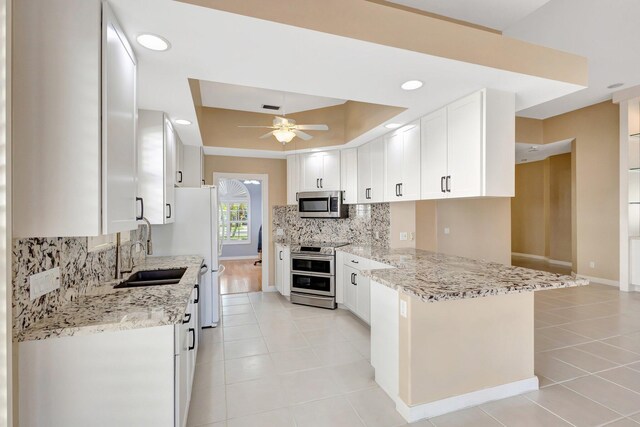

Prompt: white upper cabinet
[287,154,300,205]
[420,108,449,199]
[181,145,204,188]
[138,110,176,225]
[300,151,341,191]
[420,89,515,199]
[341,149,358,204]
[357,138,385,203]
[384,121,421,202]
[13,0,139,237]
[175,134,185,187]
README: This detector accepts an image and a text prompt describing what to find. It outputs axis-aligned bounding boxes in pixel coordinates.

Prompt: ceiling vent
[262,104,280,111]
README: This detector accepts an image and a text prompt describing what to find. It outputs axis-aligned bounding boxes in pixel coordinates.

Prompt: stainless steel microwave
[297,191,348,219]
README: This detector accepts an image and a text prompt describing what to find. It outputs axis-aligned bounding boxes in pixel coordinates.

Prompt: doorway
[511,142,574,275]
[214,173,269,294]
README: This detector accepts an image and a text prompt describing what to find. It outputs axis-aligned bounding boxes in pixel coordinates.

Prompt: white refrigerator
[152,186,222,328]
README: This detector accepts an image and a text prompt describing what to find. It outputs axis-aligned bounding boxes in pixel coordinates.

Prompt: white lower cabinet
[18,287,200,427]
[274,243,291,296]
[339,253,392,324]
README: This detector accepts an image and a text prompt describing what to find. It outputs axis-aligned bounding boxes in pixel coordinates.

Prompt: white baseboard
[395,377,539,423]
[576,274,620,287]
[219,255,259,261]
[512,252,572,267]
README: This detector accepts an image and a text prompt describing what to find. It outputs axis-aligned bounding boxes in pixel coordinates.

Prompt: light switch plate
[29,267,61,300]
[400,232,408,241]
[400,300,408,318]
[444,227,450,235]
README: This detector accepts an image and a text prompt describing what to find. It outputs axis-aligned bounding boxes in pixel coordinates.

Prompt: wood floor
[219,260,262,295]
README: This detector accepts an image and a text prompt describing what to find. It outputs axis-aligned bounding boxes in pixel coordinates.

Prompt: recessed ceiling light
[175,119,191,125]
[136,33,171,51]
[607,82,624,89]
[401,80,423,91]
[385,123,402,129]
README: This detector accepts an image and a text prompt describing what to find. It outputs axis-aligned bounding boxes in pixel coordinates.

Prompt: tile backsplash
[12,228,145,336]
[272,203,390,247]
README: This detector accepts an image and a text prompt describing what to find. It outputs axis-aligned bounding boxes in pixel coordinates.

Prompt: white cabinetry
[275,243,291,296]
[18,287,200,427]
[181,145,204,187]
[341,149,358,204]
[287,155,300,205]
[384,121,421,202]
[13,0,139,237]
[138,110,177,225]
[421,89,515,199]
[357,138,385,203]
[175,134,185,187]
[300,151,341,191]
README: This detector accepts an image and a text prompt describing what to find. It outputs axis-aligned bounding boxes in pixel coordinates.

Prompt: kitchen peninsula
[338,246,589,423]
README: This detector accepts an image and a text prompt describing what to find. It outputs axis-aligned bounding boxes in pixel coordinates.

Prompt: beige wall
[343,101,405,142]
[181,0,587,86]
[389,202,416,249]
[414,198,511,265]
[515,117,544,145]
[204,155,286,285]
[543,101,619,280]
[399,291,534,405]
[511,154,572,263]
[512,161,546,257]
[548,154,572,262]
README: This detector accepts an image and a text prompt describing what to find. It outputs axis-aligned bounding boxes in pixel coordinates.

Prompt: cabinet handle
[166,203,172,219]
[351,259,359,264]
[399,183,403,197]
[177,171,183,183]
[136,197,144,220]
[353,273,358,286]
[446,176,451,192]
[279,250,283,261]
[296,192,299,202]
[188,328,195,351]
[320,178,323,188]
[395,183,400,197]
[183,312,191,324]
[441,176,445,193]
[194,284,199,303]
[202,179,205,185]
[316,178,320,188]
[350,272,355,285]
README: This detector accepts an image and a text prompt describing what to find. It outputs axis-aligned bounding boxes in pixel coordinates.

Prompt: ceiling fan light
[273,129,296,144]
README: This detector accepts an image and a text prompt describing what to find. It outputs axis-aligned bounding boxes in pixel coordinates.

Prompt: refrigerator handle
[200,264,208,275]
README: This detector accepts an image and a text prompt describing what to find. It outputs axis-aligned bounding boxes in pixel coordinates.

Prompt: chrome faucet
[139,216,153,255]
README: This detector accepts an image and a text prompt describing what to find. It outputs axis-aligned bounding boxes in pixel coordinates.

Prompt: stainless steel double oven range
[289,242,349,309]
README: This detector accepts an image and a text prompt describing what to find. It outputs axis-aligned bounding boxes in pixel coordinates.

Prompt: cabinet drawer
[344,255,370,271]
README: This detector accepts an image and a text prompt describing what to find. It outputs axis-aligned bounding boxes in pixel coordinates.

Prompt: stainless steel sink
[114,268,187,289]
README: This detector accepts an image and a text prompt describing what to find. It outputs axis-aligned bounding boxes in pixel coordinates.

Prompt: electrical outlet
[589,261,595,268]
[400,300,408,318]
[409,232,414,241]
[276,228,284,236]
[29,267,61,301]
[444,227,450,235]
[400,232,408,241]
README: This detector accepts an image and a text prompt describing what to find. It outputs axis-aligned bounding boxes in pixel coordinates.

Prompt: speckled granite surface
[15,256,203,342]
[338,246,589,303]
[273,204,389,247]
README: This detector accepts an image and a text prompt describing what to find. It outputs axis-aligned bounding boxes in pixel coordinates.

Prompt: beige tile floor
[188,284,640,427]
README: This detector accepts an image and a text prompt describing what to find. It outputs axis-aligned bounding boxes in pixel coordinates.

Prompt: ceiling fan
[238,116,329,144]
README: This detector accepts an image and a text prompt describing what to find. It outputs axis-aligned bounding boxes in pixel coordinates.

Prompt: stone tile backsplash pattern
[272,203,390,247]
[13,227,145,336]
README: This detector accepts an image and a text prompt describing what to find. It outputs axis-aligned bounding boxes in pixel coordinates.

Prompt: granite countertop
[338,246,589,303]
[16,256,204,342]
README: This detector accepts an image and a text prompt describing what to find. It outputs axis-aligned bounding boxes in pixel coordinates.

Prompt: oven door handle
[291,270,334,278]
[291,253,334,260]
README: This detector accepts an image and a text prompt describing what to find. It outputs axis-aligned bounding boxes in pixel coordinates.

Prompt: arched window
[219,178,251,244]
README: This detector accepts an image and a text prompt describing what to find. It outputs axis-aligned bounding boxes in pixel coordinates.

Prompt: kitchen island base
[371,280,539,423]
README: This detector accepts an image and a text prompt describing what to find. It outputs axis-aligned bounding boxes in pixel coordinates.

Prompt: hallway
[220,260,262,295]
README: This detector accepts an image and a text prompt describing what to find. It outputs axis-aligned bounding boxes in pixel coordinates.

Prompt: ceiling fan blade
[237,125,276,129]
[259,131,276,139]
[295,124,329,131]
[293,130,313,140]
